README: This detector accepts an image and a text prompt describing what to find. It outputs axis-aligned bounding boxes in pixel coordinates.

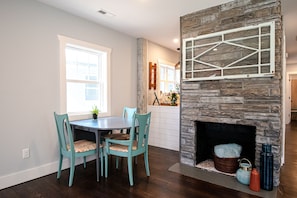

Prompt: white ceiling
[37,0,297,64]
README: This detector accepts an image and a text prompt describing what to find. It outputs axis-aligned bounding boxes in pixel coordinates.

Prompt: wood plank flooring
[278,121,297,197]
[1,122,297,198]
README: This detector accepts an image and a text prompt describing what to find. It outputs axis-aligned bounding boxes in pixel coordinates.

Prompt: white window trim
[157,59,178,93]
[58,35,111,120]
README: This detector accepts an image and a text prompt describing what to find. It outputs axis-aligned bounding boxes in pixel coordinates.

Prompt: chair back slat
[54,112,75,153]
[122,107,137,120]
[130,112,151,150]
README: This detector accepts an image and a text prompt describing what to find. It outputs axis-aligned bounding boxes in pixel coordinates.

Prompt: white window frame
[158,60,179,94]
[182,21,275,81]
[58,35,111,120]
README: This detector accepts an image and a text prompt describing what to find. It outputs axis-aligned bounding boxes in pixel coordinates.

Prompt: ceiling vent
[97,9,115,17]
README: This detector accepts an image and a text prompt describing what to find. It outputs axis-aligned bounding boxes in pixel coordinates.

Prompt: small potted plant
[91,105,99,119]
[168,92,179,106]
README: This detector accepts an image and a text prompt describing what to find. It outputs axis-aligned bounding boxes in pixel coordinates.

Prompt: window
[159,63,179,93]
[58,36,111,117]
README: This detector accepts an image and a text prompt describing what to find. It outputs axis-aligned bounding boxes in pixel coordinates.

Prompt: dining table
[69,116,135,181]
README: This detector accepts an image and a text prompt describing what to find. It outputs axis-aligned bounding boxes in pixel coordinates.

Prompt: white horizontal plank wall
[147,105,180,151]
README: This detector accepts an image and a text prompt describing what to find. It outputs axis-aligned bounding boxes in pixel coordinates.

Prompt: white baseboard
[0,156,96,190]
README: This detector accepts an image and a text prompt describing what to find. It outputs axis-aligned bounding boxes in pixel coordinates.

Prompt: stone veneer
[180,0,283,186]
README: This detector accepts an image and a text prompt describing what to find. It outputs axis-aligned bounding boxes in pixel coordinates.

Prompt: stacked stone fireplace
[180,0,283,186]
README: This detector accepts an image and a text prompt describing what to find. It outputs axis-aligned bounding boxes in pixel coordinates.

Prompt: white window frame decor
[182,21,275,81]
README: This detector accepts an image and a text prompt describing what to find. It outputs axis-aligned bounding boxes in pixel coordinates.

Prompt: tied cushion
[104,133,130,140]
[109,141,138,152]
[67,140,97,153]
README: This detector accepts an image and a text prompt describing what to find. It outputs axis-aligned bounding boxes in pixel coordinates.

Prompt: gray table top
[70,116,134,131]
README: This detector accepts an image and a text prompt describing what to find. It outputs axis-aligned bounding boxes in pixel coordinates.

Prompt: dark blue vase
[260,144,273,191]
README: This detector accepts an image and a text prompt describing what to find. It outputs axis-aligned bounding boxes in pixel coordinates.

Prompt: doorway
[290,75,297,121]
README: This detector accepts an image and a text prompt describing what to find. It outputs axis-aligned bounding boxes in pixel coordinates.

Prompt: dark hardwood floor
[278,121,297,197]
[1,121,297,198]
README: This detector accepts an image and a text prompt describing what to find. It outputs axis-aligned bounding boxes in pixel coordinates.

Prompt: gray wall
[0,0,137,189]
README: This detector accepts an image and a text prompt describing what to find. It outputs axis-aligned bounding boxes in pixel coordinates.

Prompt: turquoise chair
[103,107,137,168]
[121,107,137,133]
[104,112,151,186]
[54,112,103,187]
[104,107,137,140]
[122,107,137,120]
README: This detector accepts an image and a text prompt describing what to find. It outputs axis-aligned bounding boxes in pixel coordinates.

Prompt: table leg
[70,125,76,140]
[95,132,100,182]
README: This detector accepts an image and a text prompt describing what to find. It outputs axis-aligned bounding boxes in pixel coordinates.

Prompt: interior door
[291,79,297,110]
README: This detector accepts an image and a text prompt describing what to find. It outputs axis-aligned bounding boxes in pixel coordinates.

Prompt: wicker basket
[213,154,239,174]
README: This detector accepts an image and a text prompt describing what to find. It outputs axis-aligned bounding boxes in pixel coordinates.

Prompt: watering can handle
[238,158,252,166]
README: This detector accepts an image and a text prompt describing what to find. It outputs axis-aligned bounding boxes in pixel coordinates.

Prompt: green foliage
[91,105,99,115]
[168,92,178,102]
[168,92,179,105]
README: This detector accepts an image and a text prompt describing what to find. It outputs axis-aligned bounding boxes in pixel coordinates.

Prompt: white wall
[286,63,297,73]
[0,0,137,189]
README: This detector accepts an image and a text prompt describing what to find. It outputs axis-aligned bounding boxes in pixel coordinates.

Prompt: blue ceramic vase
[236,158,252,185]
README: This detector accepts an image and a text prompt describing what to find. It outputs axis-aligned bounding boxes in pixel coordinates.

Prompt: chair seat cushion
[67,140,98,153]
[109,141,137,152]
[104,133,130,140]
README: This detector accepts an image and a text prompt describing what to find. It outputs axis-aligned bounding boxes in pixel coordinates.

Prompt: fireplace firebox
[196,121,256,167]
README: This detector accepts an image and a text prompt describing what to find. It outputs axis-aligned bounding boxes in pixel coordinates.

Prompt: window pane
[160,82,165,93]
[168,83,175,92]
[85,84,98,100]
[160,67,165,80]
[159,63,180,94]
[67,81,107,113]
[167,68,175,81]
[67,82,95,113]
[66,46,101,82]
[175,69,180,83]
[175,69,180,92]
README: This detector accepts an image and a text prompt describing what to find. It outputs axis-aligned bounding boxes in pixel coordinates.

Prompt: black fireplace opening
[195,121,256,166]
